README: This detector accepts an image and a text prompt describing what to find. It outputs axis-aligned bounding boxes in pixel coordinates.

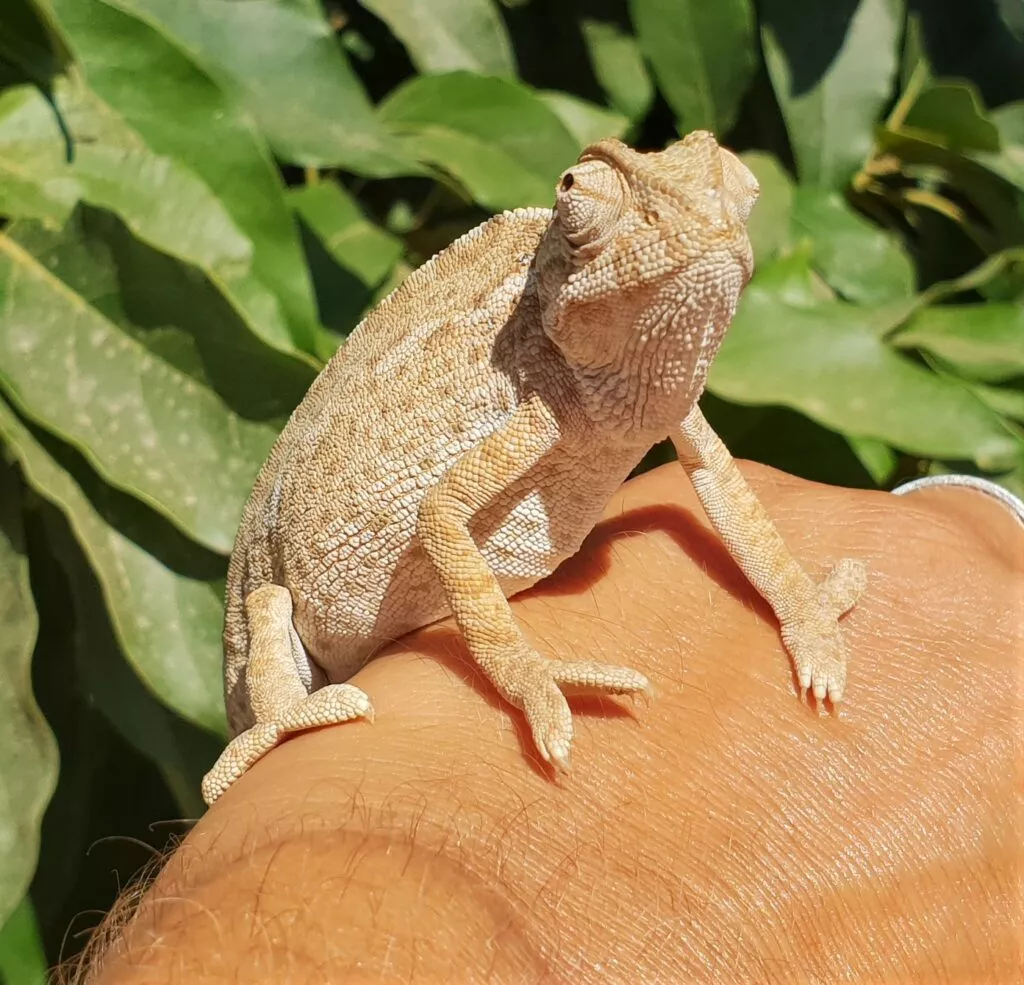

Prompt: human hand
[84,462,1023,984]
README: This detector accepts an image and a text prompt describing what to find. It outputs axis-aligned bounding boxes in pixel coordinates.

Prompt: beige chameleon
[201,131,866,805]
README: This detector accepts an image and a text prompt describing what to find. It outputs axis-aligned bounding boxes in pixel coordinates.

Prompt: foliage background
[0,0,1021,978]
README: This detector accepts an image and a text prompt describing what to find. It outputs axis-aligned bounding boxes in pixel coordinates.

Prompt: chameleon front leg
[417,397,650,770]
[201,585,372,805]
[673,405,866,702]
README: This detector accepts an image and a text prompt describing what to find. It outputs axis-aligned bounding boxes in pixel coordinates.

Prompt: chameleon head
[537,130,759,430]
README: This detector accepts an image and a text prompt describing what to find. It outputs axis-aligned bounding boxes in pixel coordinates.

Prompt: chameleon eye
[555,159,623,248]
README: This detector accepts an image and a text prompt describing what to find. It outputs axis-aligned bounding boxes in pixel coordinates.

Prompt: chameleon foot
[781,558,867,703]
[500,652,651,771]
[201,683,373,805]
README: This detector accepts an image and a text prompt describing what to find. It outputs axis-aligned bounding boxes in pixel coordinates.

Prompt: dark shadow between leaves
[0,0,72,156]
[295,215,378,339]
[759,0,863,97]
[22,506,191,968]
[22,410,227,582]
[63,205,316,422]
[908,0,1024,107]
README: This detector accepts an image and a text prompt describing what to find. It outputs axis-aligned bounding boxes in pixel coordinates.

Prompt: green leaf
[43,0,321,353]
[0,397,226,733]
[630,0,756,134]
[16,207,313,416]
[538,91,630,148]
[762,0,903,188]
[0,0,68,89]
[580,18,654,122]
[0,896,48,985]
[898,9,929,93]
[0,84,246,265]
[990,455,1024,500]
[358,0,515,78]
[93,0,414,175]
[894,303,1024,383]
[42,511,220,816]
[969,381,1024,423]
[0,460,57,931]
[846,436,898,484]
[0,95,77,223]
[972,102,1024,192]
[791,186,915,303]
[709,250,1020,469]
[379,72,579,210]
[290,181,402,291]
[739,151,794,268]
[903,81,1001,153]
[0,81,304,356]
[290,180,403,337]
[703,395,879,489]
[74,622,217,818]
[904,0,1024,112]
[875,128,1024,250]
[0,218,283,553]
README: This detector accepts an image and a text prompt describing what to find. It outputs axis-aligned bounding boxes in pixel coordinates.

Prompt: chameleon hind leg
[201,585,373,805]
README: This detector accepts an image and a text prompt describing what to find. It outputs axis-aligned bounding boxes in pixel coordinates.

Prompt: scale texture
[202,132,866,806]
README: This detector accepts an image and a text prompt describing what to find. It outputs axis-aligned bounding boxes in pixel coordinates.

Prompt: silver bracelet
[892,474,1024,528]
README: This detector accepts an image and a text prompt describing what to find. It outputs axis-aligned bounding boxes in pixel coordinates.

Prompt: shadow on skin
[524,501,771,622]
[378,501,782,775]
[394,627,647,780]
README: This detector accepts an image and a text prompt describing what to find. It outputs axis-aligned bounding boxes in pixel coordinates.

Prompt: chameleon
[201,131,866,806]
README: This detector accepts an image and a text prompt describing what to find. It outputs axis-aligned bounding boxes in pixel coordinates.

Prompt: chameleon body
[202,133,865,805]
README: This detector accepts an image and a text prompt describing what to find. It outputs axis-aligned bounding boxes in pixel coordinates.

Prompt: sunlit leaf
[973,102,1024,192]
[43,0,321,352]
[903,81,1001,152]
[762,0,903,188]
[290,181,402,291]
[290,180,403,337]
[581,18,654,122]
[44,513,220,816]
[894,302,1024,382]
[0,398,226,733]
[0,81,302,355]
[90,0,414,174]
[631,0,756,133]
[710,250,1020,469]
[969,381,1024,423]
[358,0,515,78]
[846,436,898,485]
[740,151,794,268]
[0,218,284,553]
[379,72,578,210]
[791,186,915,303]
[538,91,630,147]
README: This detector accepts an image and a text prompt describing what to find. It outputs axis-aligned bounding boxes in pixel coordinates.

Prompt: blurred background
[0,0,1021,979]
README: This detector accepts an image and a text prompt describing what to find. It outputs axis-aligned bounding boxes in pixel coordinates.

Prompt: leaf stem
[886,60,929,133]
[854,60,930,192]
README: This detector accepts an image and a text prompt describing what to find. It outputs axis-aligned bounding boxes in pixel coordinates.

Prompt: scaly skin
[202,132,866,806]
